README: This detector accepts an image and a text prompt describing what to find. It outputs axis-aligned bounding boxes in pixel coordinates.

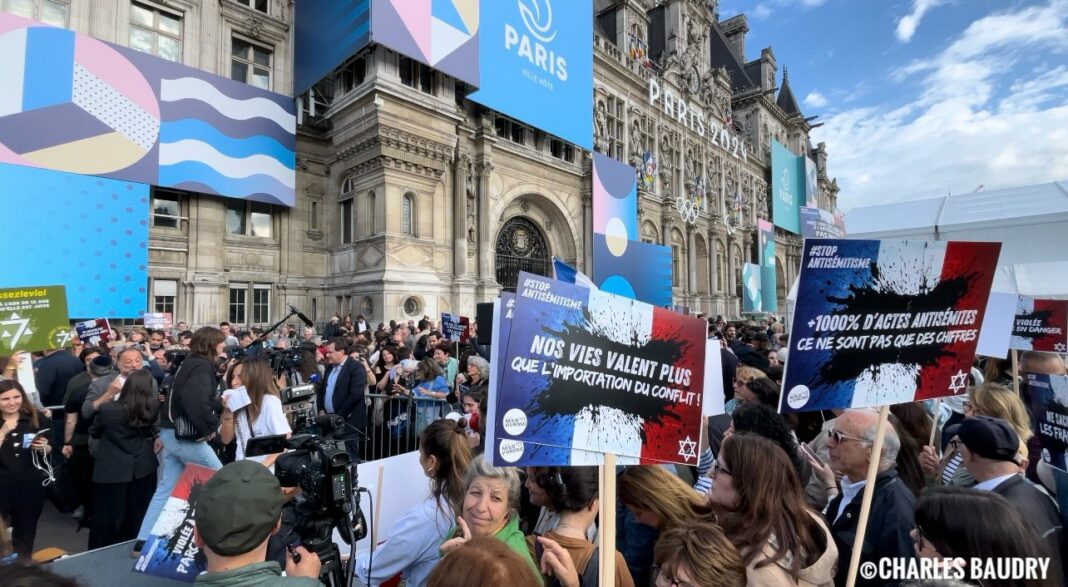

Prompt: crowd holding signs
[4,233,1067,587]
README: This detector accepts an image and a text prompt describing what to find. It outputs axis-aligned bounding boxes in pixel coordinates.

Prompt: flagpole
[598,452,617,586]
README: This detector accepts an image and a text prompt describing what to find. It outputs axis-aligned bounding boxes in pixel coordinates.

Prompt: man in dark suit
[825,409,915,587]
[320,337,366,462]
[959,415,1065,573]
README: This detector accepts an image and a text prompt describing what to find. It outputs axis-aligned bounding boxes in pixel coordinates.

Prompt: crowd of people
[0,312,1065,587]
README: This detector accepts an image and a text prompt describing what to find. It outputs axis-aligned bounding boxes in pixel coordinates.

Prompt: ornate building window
[130,2,182,62]
[366,191,376,235]
[231,37,272,90]
[399,56,435,95]
[341,200,353,244]
[606,95,625,161]
[495,115,529,146]
[152,279,177,314]
[225,201,272,238]
[3,0,67,26]
[550,139,575,163]
[401,193,415,236]
[151,189,183,229]
[340,177,354,244]
[336,57,366,95]
[403,297,422,317]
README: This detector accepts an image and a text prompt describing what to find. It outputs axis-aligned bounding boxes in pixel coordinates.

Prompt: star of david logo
[947,369,968,395]
[0,312,32,349]
[1055,342,1067,353]
[678,436,698,461]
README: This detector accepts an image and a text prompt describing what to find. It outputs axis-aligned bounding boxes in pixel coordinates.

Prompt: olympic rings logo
[675,196,700,224]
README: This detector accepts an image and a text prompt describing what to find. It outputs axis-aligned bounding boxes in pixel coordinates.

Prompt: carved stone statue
[630,119,643,157]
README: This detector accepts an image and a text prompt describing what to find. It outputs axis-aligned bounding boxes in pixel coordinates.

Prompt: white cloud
[896,0,947,43]
[751,4,772,19]
[813,0,1068,211]
[804,91,828,108]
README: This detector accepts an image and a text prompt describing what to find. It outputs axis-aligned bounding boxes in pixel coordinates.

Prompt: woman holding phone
[0,380,51,557]
[219,358,291,466]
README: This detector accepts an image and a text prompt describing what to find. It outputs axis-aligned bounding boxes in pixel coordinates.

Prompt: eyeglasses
[712,460,731,478]
[827,429,871,445]
[653,565,695,587]
[949,439,960,451]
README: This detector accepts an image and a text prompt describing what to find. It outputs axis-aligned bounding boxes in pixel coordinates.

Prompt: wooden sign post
[1012,349,1021,395]
[598,453,617,586]
[845,405,891,587]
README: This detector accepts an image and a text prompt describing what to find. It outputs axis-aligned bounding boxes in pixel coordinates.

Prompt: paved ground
[35,499,89,557]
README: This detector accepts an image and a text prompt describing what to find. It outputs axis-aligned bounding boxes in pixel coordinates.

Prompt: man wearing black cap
[957,415,1064,571]
[193,461,321,586]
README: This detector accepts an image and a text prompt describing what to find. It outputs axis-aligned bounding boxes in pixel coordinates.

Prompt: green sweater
[446,515,540,578]
[194,562,322,587]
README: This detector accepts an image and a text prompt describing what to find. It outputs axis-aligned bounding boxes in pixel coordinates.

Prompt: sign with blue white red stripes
[780,239,1001,413]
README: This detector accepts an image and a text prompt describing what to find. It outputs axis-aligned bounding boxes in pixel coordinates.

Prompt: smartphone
[23,430,50,449]
[800,442,825,466]
[245,434,290,457]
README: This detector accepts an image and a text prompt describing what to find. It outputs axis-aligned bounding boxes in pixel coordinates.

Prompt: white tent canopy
[845,180,1068,299]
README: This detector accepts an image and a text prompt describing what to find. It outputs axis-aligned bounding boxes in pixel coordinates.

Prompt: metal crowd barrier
[360,394,455,462]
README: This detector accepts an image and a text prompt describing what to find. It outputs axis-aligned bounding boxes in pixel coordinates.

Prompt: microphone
[288,304,315,328]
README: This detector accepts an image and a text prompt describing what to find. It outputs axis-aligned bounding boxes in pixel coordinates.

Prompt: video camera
[274,415,366,586]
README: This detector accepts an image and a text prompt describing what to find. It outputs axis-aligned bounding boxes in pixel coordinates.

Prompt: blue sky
[719,0,1068,211]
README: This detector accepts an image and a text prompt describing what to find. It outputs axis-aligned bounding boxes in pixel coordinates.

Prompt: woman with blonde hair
[653,521,747,587]
[618,463,715,583]
[920,382,1031,487]
[618,466,714,532]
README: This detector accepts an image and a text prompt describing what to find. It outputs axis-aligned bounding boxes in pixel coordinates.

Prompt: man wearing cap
[194,461,321,586]
[957,415,1064,571]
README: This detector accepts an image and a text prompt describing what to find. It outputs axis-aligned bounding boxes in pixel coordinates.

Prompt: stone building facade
[44,0,838,326]
[295,0,840,323]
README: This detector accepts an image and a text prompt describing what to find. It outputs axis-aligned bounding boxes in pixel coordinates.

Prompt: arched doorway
[495,217,551,291]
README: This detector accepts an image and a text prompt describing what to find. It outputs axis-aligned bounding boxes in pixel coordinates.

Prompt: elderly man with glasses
[824,409,915,586]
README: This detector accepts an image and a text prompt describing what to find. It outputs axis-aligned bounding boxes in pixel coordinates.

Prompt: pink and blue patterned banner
[0,12,295,206]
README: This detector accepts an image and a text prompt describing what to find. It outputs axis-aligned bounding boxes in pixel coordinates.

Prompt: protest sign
[780,239,1001,413]
[1026,373,1068,471]
[134,463,215,582]
[1011,297,1068,353]
[799,206,846,239]
[0,285,71,353]
[74,318,111,346]
[976,292,1018,359]
[144,312,173,331]
[488,293,607,466]
[493,272,707,466]
[440,313,471,343]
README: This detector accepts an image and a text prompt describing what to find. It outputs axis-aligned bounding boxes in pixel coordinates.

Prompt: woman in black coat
[88,369,159,549]
[0,380,51,557]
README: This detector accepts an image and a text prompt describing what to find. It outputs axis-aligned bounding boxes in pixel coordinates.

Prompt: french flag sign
[1011,297,1068,353]
[781,239,1001,414]
[491,272,708,466]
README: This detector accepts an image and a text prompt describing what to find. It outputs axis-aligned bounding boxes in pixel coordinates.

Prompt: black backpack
[533,539,601,587]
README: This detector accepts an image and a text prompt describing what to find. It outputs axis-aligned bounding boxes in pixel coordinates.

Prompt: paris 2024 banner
[780,239,1001,413]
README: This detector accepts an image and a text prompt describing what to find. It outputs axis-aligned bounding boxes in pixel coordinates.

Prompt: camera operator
[135,327,226,554]
[318,338,366,463]
[193,460,321,586]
